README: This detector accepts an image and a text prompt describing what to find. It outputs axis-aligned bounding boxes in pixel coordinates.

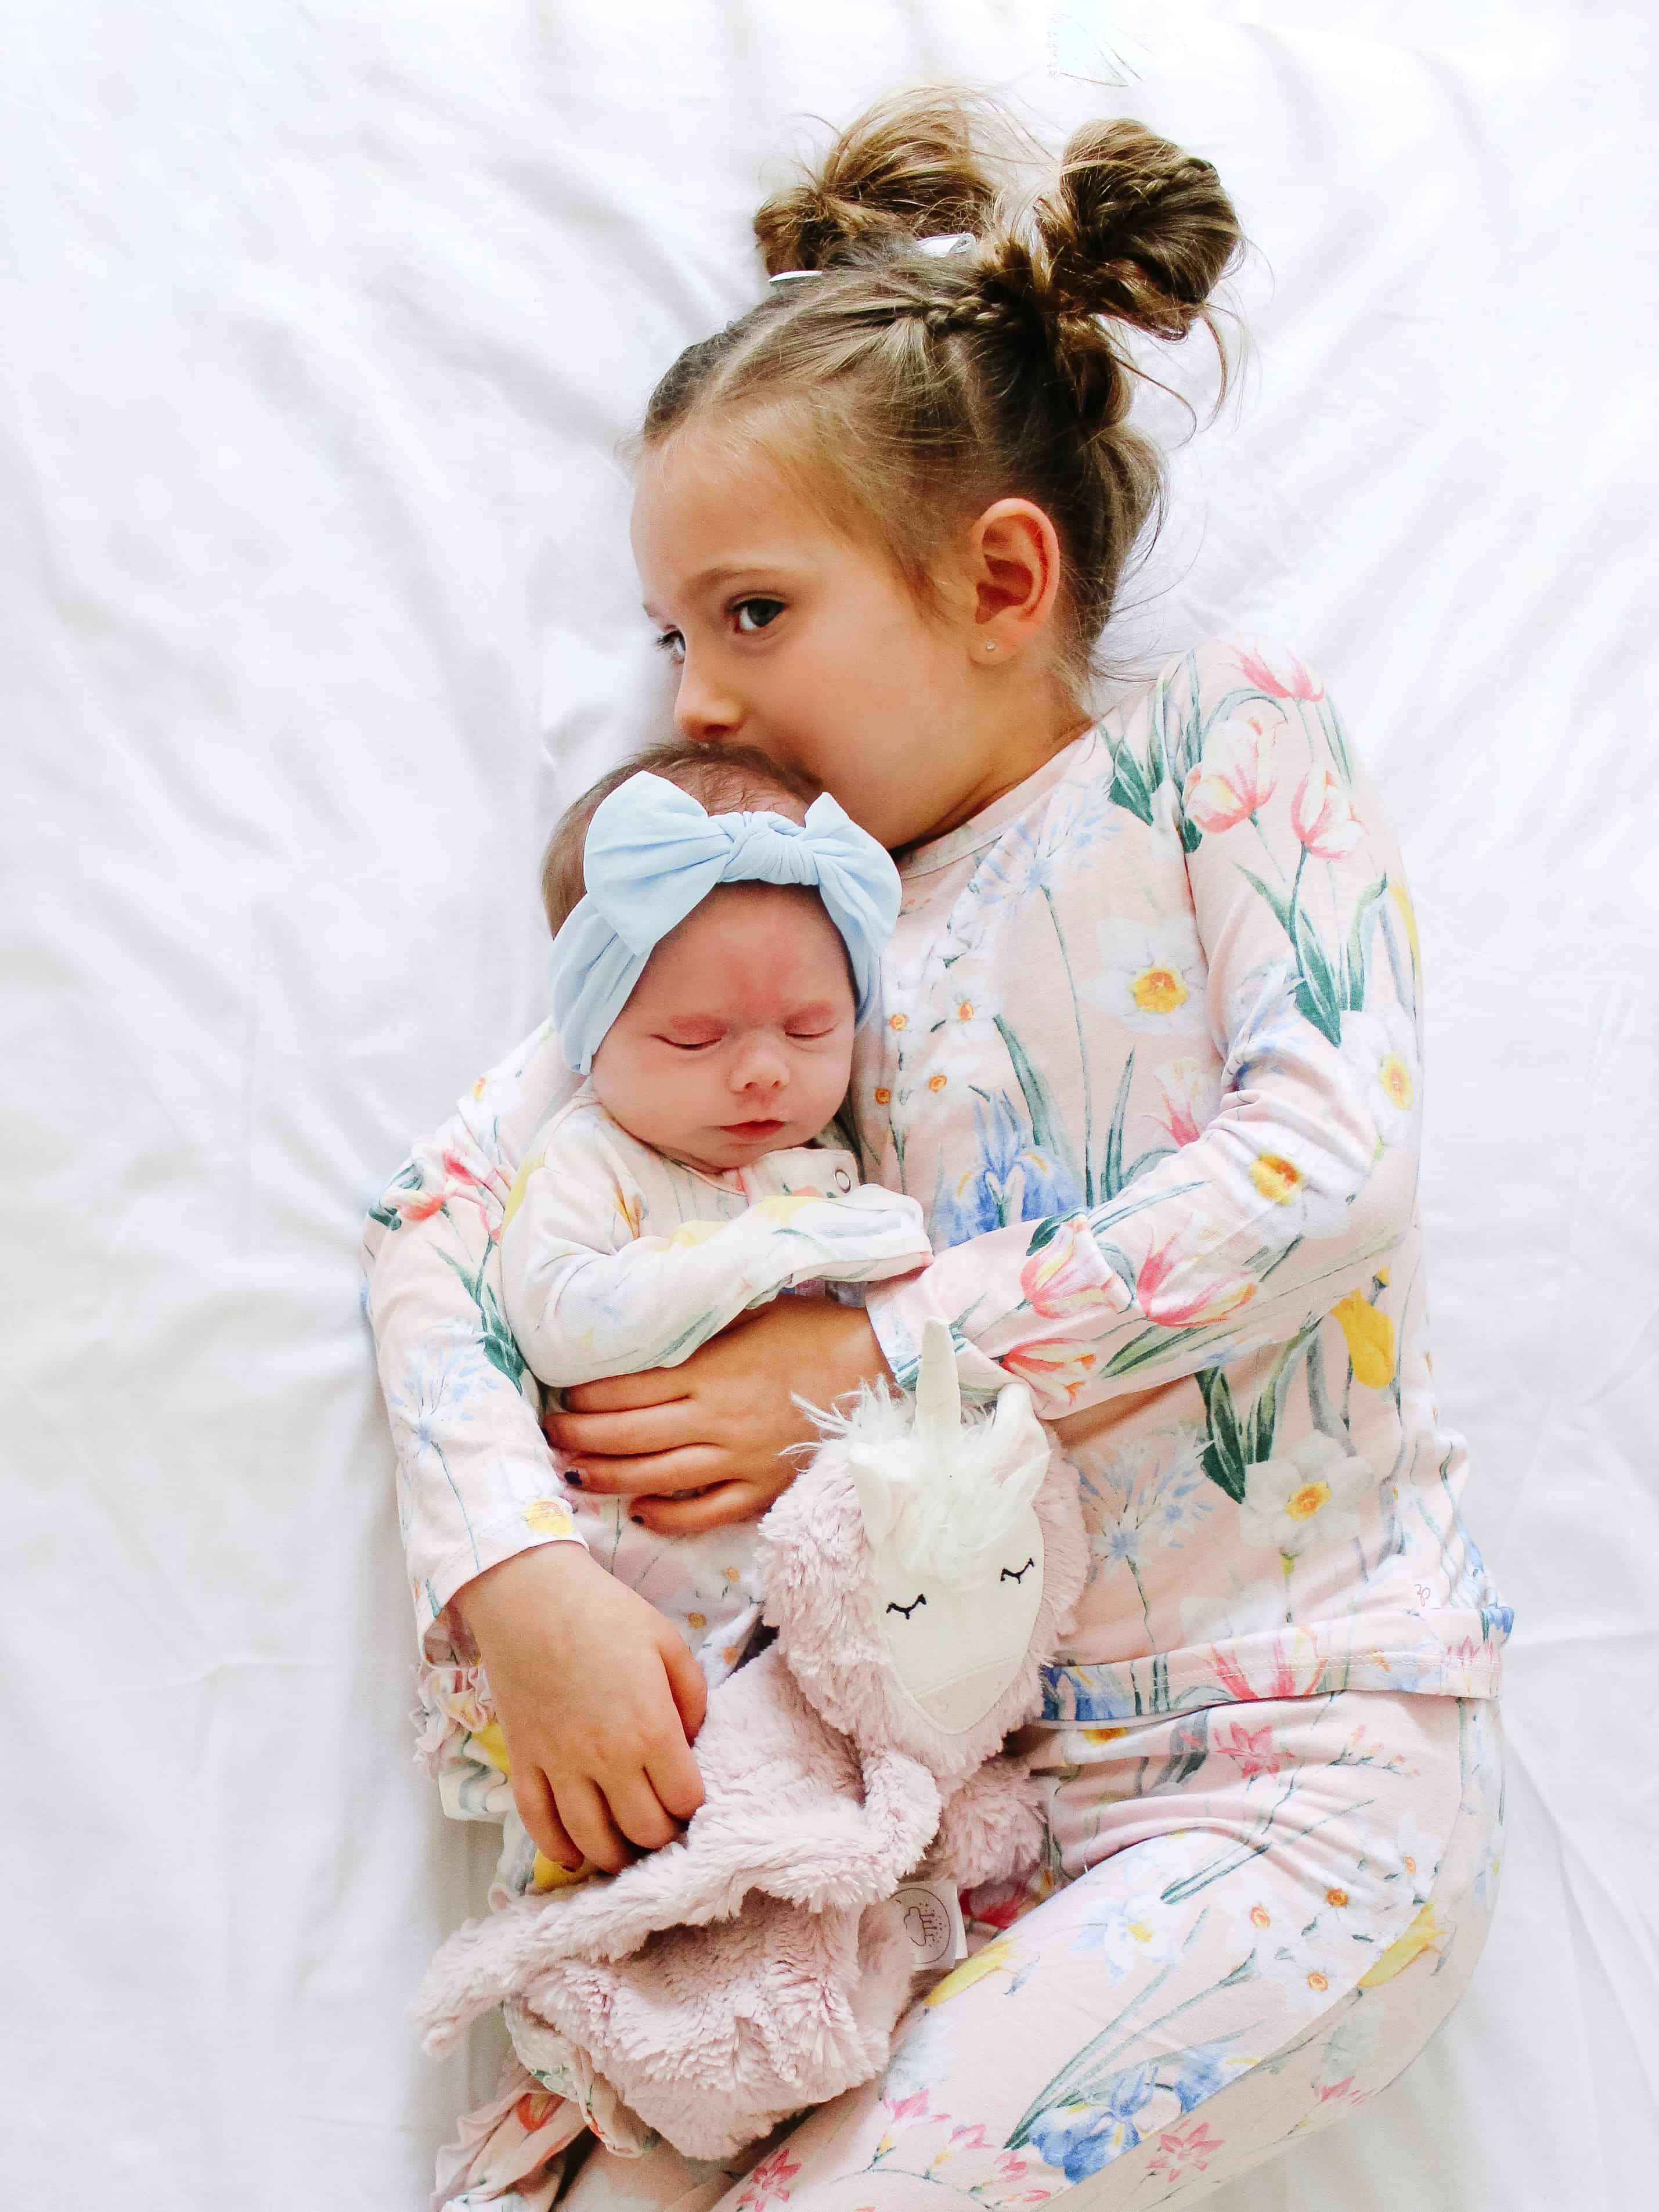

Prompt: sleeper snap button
[835,1169,852,1193]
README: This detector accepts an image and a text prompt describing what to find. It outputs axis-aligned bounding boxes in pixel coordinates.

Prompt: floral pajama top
[363,634,1510,1799]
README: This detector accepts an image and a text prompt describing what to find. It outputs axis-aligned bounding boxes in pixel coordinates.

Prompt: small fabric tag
[893,1879,968,1971]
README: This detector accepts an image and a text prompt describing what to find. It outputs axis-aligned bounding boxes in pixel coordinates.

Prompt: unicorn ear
[914,1320,962,1449]
[989,1383,1050,1506]
[846,1451,894,1549]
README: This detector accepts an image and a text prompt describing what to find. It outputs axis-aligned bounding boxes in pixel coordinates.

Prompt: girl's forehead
[632,435,836,589]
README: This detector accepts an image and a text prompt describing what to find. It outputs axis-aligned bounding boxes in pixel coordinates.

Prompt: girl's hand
[543,1298,895,1534]
[454,1543,708,1874]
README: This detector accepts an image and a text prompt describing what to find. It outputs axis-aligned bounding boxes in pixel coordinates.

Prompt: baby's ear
[846,1452,893,1549]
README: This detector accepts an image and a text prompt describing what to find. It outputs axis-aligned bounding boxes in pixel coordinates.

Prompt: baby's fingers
[629,1481,756,1536]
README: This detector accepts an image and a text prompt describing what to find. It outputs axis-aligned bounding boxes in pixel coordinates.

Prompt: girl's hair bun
[754,88,1002,275]
[1033,118,1240,342]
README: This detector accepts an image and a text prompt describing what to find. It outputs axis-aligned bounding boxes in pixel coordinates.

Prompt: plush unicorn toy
[416,1321,1088,2161]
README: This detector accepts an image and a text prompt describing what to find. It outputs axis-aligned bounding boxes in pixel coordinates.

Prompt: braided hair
[633,87,1244,701]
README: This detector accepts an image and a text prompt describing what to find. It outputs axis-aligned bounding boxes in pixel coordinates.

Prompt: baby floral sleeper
[365,637,1509,2211]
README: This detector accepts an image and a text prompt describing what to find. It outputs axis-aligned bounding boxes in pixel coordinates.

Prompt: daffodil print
[1238,1433,1372,1557]
[1087,915,1209,1035]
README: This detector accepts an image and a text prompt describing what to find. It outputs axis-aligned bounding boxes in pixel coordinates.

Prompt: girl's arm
[363,1021,586,1654]
[866,640,1423,1421]
[502,1137,932,1388]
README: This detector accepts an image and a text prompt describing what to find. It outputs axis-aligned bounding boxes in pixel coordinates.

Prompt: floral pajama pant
[436,1690,1503,2212]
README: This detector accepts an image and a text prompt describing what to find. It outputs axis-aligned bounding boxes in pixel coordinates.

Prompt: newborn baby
[497,747,932,1713]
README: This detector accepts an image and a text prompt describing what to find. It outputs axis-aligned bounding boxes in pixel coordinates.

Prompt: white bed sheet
[4,3,1654,2204]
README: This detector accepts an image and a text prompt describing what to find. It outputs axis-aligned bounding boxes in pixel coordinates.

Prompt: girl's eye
[787,1026,836,1043]
[734,597,784,634]
[658,1036,721,1053]
[654,630,685,663]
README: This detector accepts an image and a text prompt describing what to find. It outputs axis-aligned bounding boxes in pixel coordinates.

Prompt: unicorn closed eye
[414,1320,1089,2162]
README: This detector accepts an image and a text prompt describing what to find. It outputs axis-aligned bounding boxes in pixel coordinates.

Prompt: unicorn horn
[915,1318,962,1449]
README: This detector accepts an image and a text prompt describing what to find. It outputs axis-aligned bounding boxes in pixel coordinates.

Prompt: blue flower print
[1027,2065,1159,2179]
[932,1090,1081,1249]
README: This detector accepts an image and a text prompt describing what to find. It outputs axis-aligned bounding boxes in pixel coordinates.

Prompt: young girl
[367,87,1509,2212]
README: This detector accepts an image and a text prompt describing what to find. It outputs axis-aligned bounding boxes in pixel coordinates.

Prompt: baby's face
[592,882,857,1174]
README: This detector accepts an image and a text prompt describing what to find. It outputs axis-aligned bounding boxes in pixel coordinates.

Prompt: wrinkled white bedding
[4,3,1653,2205]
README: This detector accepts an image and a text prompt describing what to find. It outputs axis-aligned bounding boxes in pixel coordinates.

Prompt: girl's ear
[965,498,1064,661]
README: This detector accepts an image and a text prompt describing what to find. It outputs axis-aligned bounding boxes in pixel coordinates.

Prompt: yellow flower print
[1391,879,1422,975]
[924,1937,1019,2006]
[524,1497,575,1538]
[1358,1899,1446,1987]
[1131,962,1189,1016]
[471,1720,511,1775]
[874,1086,892,1107]
[502,1150,546,1234]
[1249,1152,1303,1205]
[687,1612,708,1632]
[756,1194,822,1225]
[668,1218,724,1248]
[1080,1725,1128,1744]
[889,1012,908,1031]
[1332,1291,1396,1389]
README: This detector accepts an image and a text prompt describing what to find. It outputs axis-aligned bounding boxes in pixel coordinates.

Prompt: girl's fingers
[564,1446,730,1497]
[644,1731,708,1825]
[629,1482,760,1535]
[655,1634,710,1745]
[514,1767,583,1873]
[604,1772,686,1855]
[560,1367,691,1414]
[556,1778,637,1876]
[544,1399,709,1462]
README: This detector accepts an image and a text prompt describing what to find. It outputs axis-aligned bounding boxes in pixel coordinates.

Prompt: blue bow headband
[550,772,902,1073]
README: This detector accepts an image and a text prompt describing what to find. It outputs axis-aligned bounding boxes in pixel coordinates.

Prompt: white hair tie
[768,232,976,284]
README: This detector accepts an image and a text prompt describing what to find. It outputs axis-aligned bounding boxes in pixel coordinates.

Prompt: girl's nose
[673,653,742,745]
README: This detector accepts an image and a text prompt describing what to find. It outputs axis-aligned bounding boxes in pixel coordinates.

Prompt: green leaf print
[994,1014,1083,1194]
[1099,1052,1135,1200]
[1291,902,1344,1046]
[1107,734,1157,826]
[1344,875,1390,1012]
[441,1249,527,1389]
[1196,1367,1249,1501]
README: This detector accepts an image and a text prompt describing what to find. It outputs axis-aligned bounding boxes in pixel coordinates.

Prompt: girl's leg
[558,1691,1502,2212]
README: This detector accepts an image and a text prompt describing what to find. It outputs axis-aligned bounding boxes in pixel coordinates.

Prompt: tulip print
[1290,767,1364,861]
[1182,712,1280,834]
[1020,1215,1124,1322]
[1235,643,1325,702]
[1134,1236,1257,1328]
[1151,1057,1221,1148]
[1330,1289,1396,1389]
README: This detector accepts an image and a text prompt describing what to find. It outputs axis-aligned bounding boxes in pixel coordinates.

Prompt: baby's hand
[455,1544,707,1875]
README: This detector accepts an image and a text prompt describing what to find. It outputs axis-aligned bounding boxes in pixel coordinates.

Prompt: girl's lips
[721,1118,785,1136]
